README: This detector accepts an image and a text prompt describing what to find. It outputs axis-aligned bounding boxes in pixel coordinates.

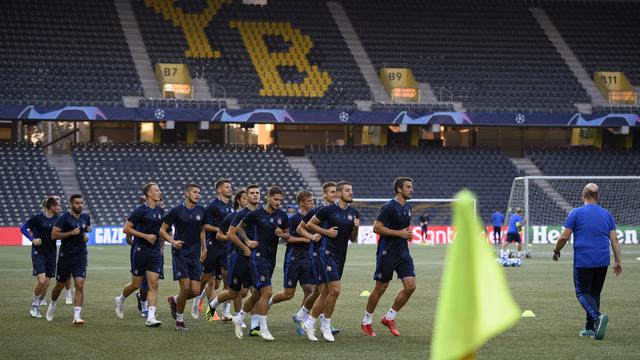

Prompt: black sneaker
[595,314,608,340]
[136,292,142,312]
[167,296,177,320]
[250,326,260,336]
[175,321,189,331]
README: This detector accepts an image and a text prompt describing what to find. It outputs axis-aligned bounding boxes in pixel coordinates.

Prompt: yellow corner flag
[431,190,520,360]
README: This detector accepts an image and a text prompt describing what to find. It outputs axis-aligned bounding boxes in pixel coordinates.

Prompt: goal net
[506,176,640,245]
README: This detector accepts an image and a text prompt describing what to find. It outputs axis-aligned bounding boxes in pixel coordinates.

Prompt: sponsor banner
[90,227,127,245]
[0,105,638,127]
[0,227,23,246]
[528,225,639,245]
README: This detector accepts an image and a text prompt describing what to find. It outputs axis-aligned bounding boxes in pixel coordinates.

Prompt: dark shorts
[374,254,415,282]
[56,252,87,282]
[131,246,164,277]
[283,258,314,288]
[172,251,202,281]
[32,251,56,278]
[506,233,521,243]
[227,252,253,292]
[202,244,228,279]
[493,226,501,234]
[318,255,345,284]
[250,258,274,289]
[310,252,323,285]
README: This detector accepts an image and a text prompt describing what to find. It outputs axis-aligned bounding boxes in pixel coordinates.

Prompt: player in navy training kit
[209,185,262,337]
[269,190,320,335]
[193,179,234,320]
[213,189,249,319]
[228,186,289,341]
[115,183,164,327]
[160,183,207,331]
[553,183,622,340]
[361,177,417,337]
[47,194,91,325]
[303,181,359,342]
[22,196,62,318]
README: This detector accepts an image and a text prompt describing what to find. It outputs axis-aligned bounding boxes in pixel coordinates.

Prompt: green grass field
[1,244,639,359]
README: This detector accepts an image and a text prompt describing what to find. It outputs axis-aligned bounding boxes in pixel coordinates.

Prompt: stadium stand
[542,1,640,86]
[0,143,65,226]
[592,105,640,114]
[306,145,520,225]
[73,142,310,225]
[0,0,141,107]
[370,103,455,112]
[131,0,370,109]
[341,0,590,112]
[139,99,227,109]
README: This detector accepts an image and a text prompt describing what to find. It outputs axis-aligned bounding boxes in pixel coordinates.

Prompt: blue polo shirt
[564,204,615,268]
[491,211,504,227]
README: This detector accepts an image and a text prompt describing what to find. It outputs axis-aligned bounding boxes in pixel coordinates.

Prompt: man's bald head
[582,183,599,201]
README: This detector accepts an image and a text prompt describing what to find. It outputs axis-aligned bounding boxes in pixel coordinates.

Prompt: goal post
[506,176,640,246]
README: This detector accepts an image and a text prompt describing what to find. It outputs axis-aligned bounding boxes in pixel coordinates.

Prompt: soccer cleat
[292,314,305,336]
[167,296,177,320]
[579,329,595,337]
[221,305,233,322]
[321,327,335,342]
[145,318,162,328]
[175,321,189,331]
[191,297,201,320]
[233,318,244,339]
[331,326,340,336]
[30,306,42,318]
[114,297,124,319]
[381,317,400,336]
[39,298,48,307]
[361,323,376,337]
[198,297,204,314]
[302,322,318,341]
[260,328,275,341]
[595,314,608,340]
[241,322,247,329]
[205,304,214,321]
[65,290,73,305]
[141,310,148,318]
[135,292,142,312]
[218,308,231,322]
[250,326,261,337]
[45,304,56,321]
[72,318,85,326]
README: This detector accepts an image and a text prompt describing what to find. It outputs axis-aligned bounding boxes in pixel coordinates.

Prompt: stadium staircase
[46,154,94,217]
[529,7,607,110]
[287,156,323,197]
[509,157,572,214]
[114,0,161,101]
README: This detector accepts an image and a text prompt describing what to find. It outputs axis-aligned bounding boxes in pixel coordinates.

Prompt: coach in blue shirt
[490,208,504,245]
[552,183,622,341]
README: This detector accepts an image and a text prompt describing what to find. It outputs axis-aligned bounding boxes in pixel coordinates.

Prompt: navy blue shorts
[32,251,56,278]
[56,253,87,282]
[250,258,274,289]
[374,254,415,282]
[283,259,314,288]
[506,233,521,243]
[310,252,323,285]
[318,255,345,284]
[131,246,164,277]
[202,245,228,279]
[227,252,253,292]
[171,251,202,281]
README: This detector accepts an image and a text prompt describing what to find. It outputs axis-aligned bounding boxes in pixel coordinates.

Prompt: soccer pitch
[1,245,639,359]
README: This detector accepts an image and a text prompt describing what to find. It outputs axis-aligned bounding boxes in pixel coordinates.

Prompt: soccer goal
[506,176,640,245]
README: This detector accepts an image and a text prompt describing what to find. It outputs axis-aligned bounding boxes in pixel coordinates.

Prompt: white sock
[209,297,220,309]
[295,306,310,321]
[251,314,260,329]
[173,295,179,303]
[319,313,325,322]
[73,306,82,320]
[67,289,73,295]
[148,306,156,320]
[50,300,57,307]
[259,315,268,331]
[385,308,397,320]
[304,316,317,328]
[235,309,247,323]
[176,313,184,322]
[224,302,232,314]
[32,294,40,307]
[321,316,331,331]
[268,296,273,307]
[363,311,373,325]
[118,293,125,301]
[141,301,148,312]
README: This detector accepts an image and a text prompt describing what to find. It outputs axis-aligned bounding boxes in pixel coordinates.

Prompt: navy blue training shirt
[285,211,309,262]
[163,203,206,256]
[230,207,253,254]
[205,198,233,249]
[564,204,616,268]
[303,205,324,255]
[23,213,60,257]
[376,199,412,257]
[127,203,164,250]
[242,207,288,263]
[54,211,91,256]
[315,203,360,263]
